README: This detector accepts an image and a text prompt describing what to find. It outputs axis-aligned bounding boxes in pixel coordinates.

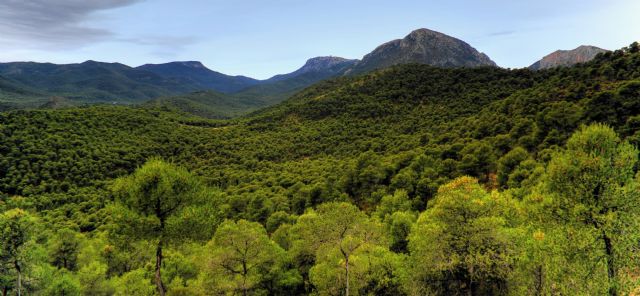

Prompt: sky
[0,0,638,79]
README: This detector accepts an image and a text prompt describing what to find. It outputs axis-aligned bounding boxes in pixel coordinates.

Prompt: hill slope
[4,43,639,198]
[0,75,49,110]
[0,28,501,116]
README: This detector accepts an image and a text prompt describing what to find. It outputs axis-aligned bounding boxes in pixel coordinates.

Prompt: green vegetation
[1,43,640,295]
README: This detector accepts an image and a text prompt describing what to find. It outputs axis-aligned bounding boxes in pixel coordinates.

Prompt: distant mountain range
[0,61,193,103]
[0,28,610,117]
[529,45,609,70]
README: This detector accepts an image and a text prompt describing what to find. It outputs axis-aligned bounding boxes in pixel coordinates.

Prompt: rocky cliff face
[349,28,497,73]
[529,45,609,70]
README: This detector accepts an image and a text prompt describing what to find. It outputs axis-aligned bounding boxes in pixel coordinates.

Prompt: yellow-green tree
[544,124,640,295]
[198,219,299,295]
[291,202,391,296]
[408,177,516,296]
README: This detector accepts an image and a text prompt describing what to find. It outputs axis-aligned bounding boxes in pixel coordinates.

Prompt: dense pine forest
[1,43,640,295]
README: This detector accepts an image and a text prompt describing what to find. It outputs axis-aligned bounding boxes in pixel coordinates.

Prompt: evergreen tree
[111,159,202,296]
[544,124,640,295]
[408,177,516,295]
[0,209,34,296]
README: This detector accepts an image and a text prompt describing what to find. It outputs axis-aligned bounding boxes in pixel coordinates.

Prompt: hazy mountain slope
[0,75,49,110]
[0,61,199,102]
[136,61,261,93]
[529,45,609,70]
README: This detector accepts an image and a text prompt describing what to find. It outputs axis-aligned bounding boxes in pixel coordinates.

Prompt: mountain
[146,56,359,118]
[233,56,358,104]
[529,45,609,70]
[136,61,260,93]
[0,60,198,102]
[266,56,357,82]
[348,28,496,74]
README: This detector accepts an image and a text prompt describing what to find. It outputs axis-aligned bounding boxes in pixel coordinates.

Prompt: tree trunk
[242,259,248,296]
[3,286,7,296]
[14,260,21,296]
[534,265,543,296]
[155,242,166,296]
[603,233,617,296]
[345,255,350,296]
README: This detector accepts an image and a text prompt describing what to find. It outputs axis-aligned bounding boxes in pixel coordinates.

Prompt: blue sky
[0,0,638,79]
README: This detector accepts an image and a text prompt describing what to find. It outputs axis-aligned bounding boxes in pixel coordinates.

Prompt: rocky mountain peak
[176,61,206,69]
[298,56,357,74]
[529,45,609,70]
[350,28,497,73]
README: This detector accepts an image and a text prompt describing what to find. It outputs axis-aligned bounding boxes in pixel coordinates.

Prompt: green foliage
[197,219,300,295]
[111,159,209,295]
[408,177,517,295]
[497,147,530,188]
[111,159,202,229]
[112,269,156,296]
[78,261,112,295]
[291,202,390,295]
[49,228,82,271]
[44,270,82,296]
[0,208,35,295]
[542,124,640,294]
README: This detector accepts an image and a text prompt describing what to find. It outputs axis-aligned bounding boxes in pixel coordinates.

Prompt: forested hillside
[1,43,640,295]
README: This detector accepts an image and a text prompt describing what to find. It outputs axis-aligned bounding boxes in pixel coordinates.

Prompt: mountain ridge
[136,61,261,93]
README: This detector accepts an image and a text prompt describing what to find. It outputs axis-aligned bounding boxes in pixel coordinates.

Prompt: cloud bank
[0,0,143,48]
